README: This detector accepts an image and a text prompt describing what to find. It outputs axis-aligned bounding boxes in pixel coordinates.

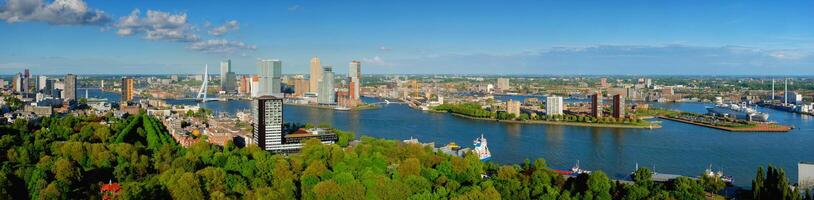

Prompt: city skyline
[1,0,813,75]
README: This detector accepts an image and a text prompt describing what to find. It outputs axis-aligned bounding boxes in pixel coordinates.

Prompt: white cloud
[114,9,199,42]
[362,56,392,66]
[767,50,808,60]
[288,5,302,11]
[0,0,109,25]
[188,39,256,53]
[208,20,238,36]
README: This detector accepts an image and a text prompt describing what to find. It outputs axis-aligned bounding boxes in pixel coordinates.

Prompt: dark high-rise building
[64,74,77,100]
[23,69,30,93]
[44,79,55,96]
[252,95,337,153]
[612,94,625,118]
[591,91,602,118]
[253,95,284,151]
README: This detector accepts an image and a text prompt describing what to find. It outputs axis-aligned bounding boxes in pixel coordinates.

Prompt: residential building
[250,75,260,97]
[496,78,510,92]
[220,59,230,88]
[37,75,47,91]
[23,69,30,93]
[600,78,608,88]
[252,96,284,151]
[121,77,134,102]
[613,94,625,118]
[546,96,564,116]
[318,67,335,104]
[257,59,282,97]
[591,91,602,118]
[239,75,249,94]
[348,61,361,100]
[309,57,321,93]
[506,99,521,117]
[293,76,309,97]
[64,74,77,100]
[799,162,814,191]
[13,73,22,93]
[252,95,336,153]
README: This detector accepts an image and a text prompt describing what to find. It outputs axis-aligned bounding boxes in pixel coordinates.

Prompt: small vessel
[473,134,491,161]
[334,106,351,111]
[445,142,460,150]
[703,165,734,185]
[706,102,769,122]
[571,160,591,175]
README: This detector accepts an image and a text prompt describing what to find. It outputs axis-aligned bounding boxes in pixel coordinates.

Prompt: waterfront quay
[659,115,792,132]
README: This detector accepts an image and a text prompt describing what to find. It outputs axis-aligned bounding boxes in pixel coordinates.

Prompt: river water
[85,89,814,187]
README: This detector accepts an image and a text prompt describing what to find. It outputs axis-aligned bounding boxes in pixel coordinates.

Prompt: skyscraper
[13,73,22,93]
[318,67,335,104]
[612,94,625,118]
[293,76,309,97]
[121,77,134,102]
[64,74,77,100]
[220,60,230,86]
[600,78,608,88]
[348,61,361,100]
[44,79,55,96]
[250,75,260,97]
[23,69,30,93]
[252,95,284,151]
[37,75,48,90]
[546,96,564,116]
[309,57,321,94]
[257,59,282,97]
[239,75,249,94]
[496,78,510,92]
[591,91,602,118]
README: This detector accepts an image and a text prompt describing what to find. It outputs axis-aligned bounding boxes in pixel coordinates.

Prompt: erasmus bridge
[195,64,225,102]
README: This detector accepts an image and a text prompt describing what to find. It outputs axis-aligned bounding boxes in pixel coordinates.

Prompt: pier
[659,116,792,132]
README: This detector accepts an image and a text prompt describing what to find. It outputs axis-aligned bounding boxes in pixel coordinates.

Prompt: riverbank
[658,116,792,132]
[284,102,381,111]
[449,113,662,129]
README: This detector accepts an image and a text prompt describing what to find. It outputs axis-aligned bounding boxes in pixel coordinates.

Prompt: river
[84,89,814,187]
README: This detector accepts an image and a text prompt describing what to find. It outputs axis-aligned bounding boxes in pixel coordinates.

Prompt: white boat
[334,106,351,111]
[703,165,734,185]
[571,160,591,174]
[706,103,769,122]
[473,134,491,161]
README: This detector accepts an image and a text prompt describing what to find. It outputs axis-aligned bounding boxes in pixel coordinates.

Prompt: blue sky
[1,0,813,75]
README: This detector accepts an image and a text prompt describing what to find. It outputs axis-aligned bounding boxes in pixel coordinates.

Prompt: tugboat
[473,134,491,161]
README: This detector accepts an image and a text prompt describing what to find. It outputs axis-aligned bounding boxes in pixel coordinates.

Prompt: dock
[659,116,792,132]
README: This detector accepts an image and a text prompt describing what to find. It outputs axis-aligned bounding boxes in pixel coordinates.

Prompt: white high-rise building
[37,75,47,90]
[318,67,335,104]
[546,96,564,116]
[220,60,231,84]
[13,73,22,93]
[348,61,361,100]
[250,77,260,97]
[257,59,282,97]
